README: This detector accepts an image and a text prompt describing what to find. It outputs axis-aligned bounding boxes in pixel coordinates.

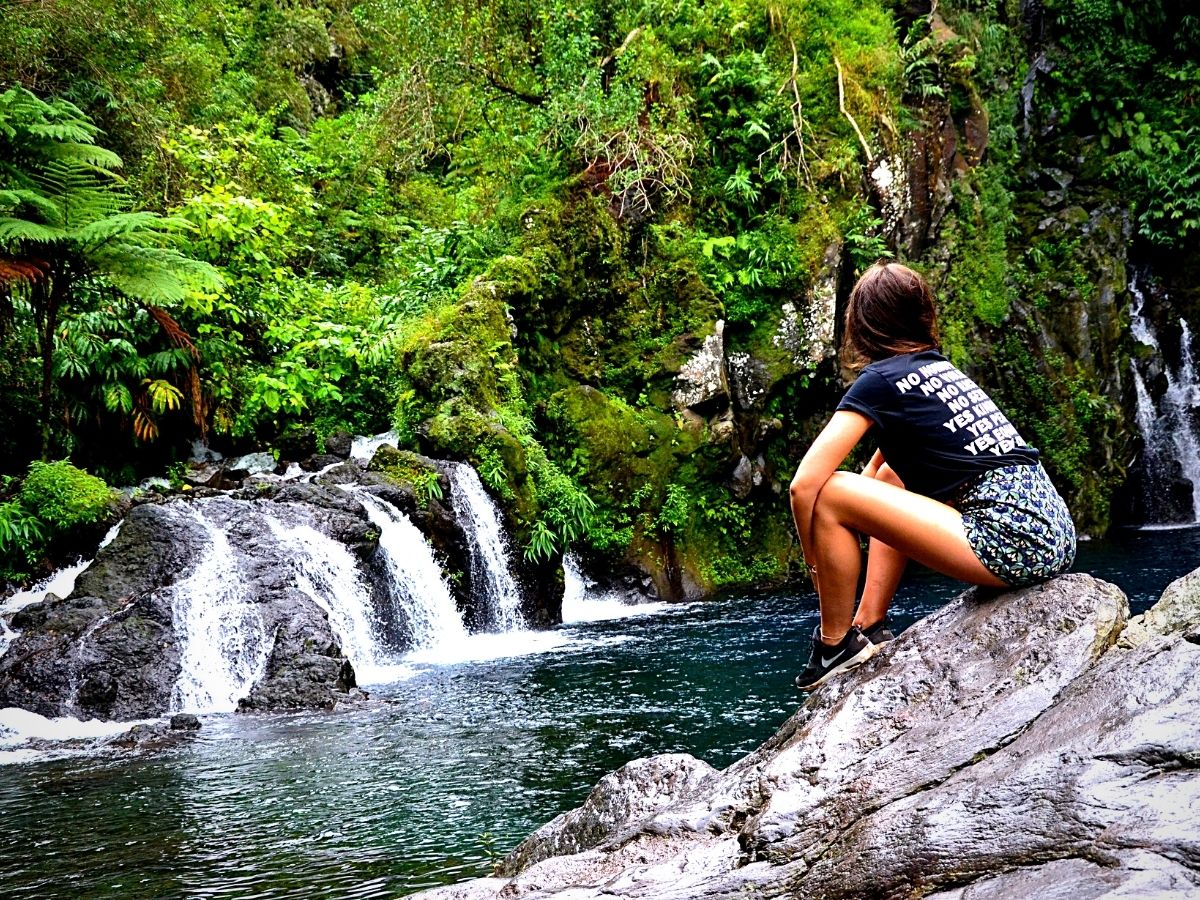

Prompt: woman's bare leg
[811,471,1005,642]
[854,464,908,630]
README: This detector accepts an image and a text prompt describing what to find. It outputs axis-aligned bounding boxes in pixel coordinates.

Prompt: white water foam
[0,707,156,765]
[169,505,269,714]
[404,629,578,666]
[448,463,526,631]
[2,521,123,615]
[561,554,669,623]
[351,431,399,462]
[2,521,125,661]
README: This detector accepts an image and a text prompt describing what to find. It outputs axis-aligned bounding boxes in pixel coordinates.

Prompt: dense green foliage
[1,0,1196,587]
[0,461,117,578]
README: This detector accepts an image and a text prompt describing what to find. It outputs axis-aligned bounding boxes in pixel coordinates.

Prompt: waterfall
[263,513,385,672]
[448,463,526,632]
[0,619,15,660]
[169,505,269,713]
[1129,277,1200,524]
[1,522,124,662]
[349,489,468,651]
[351,430,399,462]
[562,554,667,623]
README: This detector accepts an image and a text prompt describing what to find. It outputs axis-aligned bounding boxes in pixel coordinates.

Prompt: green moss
[367,446,445,506]
[942,165,1017,331]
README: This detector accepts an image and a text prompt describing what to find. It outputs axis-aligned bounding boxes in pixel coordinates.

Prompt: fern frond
[0,217,68,244]
[73,212,166,247]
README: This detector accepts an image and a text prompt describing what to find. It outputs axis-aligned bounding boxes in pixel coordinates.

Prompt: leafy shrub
[0,500,45,566]
[18,461,116,531]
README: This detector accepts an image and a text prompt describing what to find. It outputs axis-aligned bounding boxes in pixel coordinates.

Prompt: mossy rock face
[367,446,449,497]
[399,292,518,413]
[510,194,625,339]
[931,190,1135,534]
[543,385,697,505]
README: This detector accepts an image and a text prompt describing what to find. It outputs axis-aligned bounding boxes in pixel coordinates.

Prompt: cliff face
[416,568,1200,899]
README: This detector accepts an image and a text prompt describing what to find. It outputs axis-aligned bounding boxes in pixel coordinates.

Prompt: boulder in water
[0,496,372,720]
[324,429,354,459]
[414,571,1200,899]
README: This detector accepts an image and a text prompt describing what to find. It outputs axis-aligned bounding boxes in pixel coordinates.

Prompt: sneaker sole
[794,642,878,692]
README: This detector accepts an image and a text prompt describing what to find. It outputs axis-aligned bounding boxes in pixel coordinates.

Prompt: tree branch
[464,63,547,107]
[834,56,875,164]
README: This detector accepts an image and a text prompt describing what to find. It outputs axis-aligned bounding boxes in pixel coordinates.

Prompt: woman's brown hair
[842,262,940,370]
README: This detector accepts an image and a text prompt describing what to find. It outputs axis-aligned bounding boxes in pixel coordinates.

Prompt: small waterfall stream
[0,522,123,659]
[169,505,270,713]
[263,513,385,672]
[448,463,526,631]
[1129,277,1200,523]
[349,489,469,652]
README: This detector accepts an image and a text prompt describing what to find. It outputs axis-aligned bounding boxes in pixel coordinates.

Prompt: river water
[0,526,1196,898]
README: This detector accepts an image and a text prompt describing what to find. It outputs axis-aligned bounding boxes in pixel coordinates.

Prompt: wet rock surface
[499,754,717,877]
[0,452,578,722]
[0,496,371,720]
[416,571,1200,899]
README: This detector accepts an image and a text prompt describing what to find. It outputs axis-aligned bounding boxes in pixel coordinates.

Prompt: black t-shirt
[836,350,1040,500]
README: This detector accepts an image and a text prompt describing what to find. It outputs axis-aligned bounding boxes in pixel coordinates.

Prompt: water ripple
[1,528,1195,898]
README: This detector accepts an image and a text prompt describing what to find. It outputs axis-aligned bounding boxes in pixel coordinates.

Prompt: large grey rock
[0,494,374,719]
[1121,565,1200,647]
[672,320,729,412]
[415,572,1200,899]
[499,754,717,876]
[226,451,277,478]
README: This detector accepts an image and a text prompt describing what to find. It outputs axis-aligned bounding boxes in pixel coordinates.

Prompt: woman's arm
[789,410,873,575]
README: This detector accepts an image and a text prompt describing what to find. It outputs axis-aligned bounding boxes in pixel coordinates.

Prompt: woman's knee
[812,471,860,523]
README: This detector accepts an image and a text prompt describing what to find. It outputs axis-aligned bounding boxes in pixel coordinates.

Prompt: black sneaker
[860,619,895,646]
[794,625,876,692]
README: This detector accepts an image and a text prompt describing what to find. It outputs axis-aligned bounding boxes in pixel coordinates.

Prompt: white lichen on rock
[773,240,841,369]
[672,320,729,410]
[871,154,909,239]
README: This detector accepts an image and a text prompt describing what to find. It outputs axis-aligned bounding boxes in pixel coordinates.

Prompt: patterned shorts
[953,464,1076,588]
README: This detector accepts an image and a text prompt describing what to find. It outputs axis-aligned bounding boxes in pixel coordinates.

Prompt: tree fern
[0,85,222,453]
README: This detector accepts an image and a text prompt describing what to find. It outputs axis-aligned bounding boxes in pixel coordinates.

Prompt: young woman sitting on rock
[789,262,1076,690]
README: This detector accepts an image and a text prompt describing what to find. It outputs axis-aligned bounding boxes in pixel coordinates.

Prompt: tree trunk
[38,277,63,460]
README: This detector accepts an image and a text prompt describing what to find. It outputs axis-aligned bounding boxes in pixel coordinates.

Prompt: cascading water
[351,431,399,462]
[348,489,469,653]
[448,463,526,631]
[562,554,667,623]
[1129,277,1200,524]
[263,512,386,675]
[169,504,270,713]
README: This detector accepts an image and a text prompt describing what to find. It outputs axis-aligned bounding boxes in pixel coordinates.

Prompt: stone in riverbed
[324,430,354,459]
[0,496,372,720]
[225,452,277,479]
[414,571,1200,899]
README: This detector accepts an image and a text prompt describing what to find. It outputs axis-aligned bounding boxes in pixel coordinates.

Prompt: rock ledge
[419,571,1200,899]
